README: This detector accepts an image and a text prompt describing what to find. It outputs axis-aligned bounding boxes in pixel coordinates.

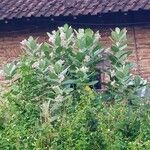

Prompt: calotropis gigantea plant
[4,56,73,123]
[103,28,147,103]
[47,24,103,87]
[3,24,103,123]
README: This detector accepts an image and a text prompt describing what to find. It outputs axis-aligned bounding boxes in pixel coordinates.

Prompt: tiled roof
[0,0,150,20]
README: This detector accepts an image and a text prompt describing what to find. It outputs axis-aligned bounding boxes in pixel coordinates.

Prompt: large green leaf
[4,63,17,79]
[55,31,61,46]
[62,79,77,85]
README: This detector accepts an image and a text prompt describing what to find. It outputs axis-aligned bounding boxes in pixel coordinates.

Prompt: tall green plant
[2,25,103,125]
[103,28,147,104]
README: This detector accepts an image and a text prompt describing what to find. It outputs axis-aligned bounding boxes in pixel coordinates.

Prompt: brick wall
[0,26,150,82]
[0,30,48,65]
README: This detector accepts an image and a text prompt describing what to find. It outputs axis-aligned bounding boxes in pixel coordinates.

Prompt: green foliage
[0,25,149,149]
[0,91,150,150]
[103,28,148,103]
[2,25,102,124]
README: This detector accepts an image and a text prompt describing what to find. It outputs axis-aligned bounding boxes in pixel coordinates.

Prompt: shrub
[0,91,149,150]
[0,25,149,149]
[102,28,148,103]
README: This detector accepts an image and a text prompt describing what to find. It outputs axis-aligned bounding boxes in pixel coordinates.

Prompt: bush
[102,28,148,103]
[0,25,149,149]
[0,91,150,150]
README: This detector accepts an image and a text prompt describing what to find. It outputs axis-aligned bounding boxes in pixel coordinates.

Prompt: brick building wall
[0,30,48,65]
[0,26,150,82]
